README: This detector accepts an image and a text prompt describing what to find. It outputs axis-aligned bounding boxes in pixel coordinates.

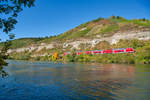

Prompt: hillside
[3,16,150,48]
[1,16,150,64]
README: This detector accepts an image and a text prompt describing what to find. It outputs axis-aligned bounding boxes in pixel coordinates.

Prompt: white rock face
[63,40,92,49]
[80,27,87,31]
[8,43,54,53]
[110,31,150,44]
[7,30,150,53]
[63,31,150,49]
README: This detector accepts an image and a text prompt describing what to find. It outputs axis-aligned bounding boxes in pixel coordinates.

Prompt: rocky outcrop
[8,43,54,53]
[7,30,150,53]
[63,30,150,49]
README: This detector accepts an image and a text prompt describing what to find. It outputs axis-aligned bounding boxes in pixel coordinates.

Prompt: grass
[1,16,150,49]
[62,39,150,64]
[9,39,150,64]
[130,19,150,27]
[101,24,120,36]
[91,17,104,23]
[67,28,91,39]
[0,38,44,49]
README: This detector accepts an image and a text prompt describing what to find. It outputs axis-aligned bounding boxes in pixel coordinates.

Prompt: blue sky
[1,0,150,41]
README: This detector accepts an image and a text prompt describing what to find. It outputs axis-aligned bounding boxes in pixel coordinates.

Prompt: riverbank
[8,52,149,64]
[8,39,150,64]
[1,17,150,64]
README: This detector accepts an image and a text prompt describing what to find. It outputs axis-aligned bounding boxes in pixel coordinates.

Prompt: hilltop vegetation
[1,16,150,48]
[43,16,150,42]
[1,16,150,64]
[0,38,44,49]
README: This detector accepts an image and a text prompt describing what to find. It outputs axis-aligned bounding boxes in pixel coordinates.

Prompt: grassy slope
[64,39,150,64]
[10,39,150,64]
[0,38,44,49]
[1,16,150,49]
[1,16,150,64]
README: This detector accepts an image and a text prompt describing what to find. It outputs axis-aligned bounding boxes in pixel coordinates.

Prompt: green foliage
[109,16,150,26]
[0,41,11,59]
[109,16,122,19]
[0,42,9,77]
[0,58,7,66]
[10,38,43,49]
[135,46,150,64]
[0,38,44,49]
[92,17,104,22]
[79,22,90,28]
[8,39,150,64]
[10,50,31,60]
[66,54,76,62]
[0,41,10,68]
[34,55,51,61]
[65,49,77,62]
[0,0,35,35]
[68,28,91,39]
[130,19,150,26]
[1,16,150,49]
[76,54,90,62]
[34,56,41,61]
[54,31,73,41]
[0,65,8,78]
[0,0,35,76]
[101,24,120,35]
[53,28,91,41]
[1,15,150,65]
[62,39,150,64]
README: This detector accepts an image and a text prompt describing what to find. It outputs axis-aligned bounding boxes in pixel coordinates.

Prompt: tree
[52,52,59,62]
[0,0,35,34]
[66,49,77,62]
[0,0,35,54]
[0,0,35,77]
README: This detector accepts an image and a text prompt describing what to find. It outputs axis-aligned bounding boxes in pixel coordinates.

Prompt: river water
[0,60,150,100]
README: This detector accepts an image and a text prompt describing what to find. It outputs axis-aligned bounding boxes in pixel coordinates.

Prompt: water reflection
[0,66,8,78]
[47,64,136,99]
[0,61,150,100]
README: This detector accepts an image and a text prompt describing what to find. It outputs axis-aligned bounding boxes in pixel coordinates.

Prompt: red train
[64,48,135,56]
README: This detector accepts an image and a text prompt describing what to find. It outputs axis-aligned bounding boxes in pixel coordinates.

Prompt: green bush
[0,58,7,66]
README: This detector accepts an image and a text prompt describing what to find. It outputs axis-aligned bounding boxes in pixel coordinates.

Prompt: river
[0,60,150,100]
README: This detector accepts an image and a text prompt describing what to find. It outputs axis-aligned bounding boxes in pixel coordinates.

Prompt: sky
[0,0,150,41]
